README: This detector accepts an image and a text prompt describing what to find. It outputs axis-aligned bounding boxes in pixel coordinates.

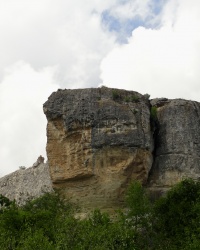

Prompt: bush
[131,95,139,102]
[125,181,156,249]
[112,90,121,101]
[76,209,136,250]
[0,193,74,249]
[1,179,200,249]
[126,181,152,228]
[22,192,72,216]
[150,106,157,121]
[124,96,130,102]
[0,194,12,210]
[154,179,200,247]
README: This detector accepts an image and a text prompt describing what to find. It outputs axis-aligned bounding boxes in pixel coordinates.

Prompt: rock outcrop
[148,99,200,194]
[43,87,153,211]
[0,162,53,205]
[2,87,200,211]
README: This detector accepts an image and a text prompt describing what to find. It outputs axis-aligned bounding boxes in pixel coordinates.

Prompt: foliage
[76,210,136,250]
[17,229,54,250]
[126,181,152,228]
[0,192,73,249]
[22,192,72,215]
[150,106,158,134]
[0,194,13,209]
[112,90,121,101]
[124,96,130,102]
[112,90,139,103]
[125,179,200,249]
[1,179,200,249]
[131,95,139,102]
[125,181,157,249]
[150,106,157,121]
[124,95,139,103]
[154,178,200,247]
[0,193,136,249]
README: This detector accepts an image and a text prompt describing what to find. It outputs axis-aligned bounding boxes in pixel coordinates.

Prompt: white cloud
[0,0,117,176]
[0,61,59,176]
[101,0,200,101]
[0,0,116,86]
[1,0,200,176]
[109,0,153,21]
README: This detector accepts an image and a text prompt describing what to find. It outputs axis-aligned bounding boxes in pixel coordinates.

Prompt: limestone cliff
[148,98,200,194]
[1,87,200,210]
[43,87,153,210]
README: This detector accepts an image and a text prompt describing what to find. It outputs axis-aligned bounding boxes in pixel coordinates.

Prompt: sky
[0,0,200,176]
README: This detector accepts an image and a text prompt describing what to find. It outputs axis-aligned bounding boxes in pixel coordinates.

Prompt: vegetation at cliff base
[1,179,200,249]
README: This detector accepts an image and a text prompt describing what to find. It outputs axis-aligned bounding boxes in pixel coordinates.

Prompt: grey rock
[148,99,200,190]
[150,98,169,107]
[2,88,200,209]
[43,87,153,212]
[32,155,45,168]
[0,163,53,205]
[44,88,153,150]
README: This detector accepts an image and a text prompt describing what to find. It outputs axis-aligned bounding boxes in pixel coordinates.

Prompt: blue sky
[0,0,200,176]
[101,0,167,42]
[102,10,146,43]
[151,0,167,15]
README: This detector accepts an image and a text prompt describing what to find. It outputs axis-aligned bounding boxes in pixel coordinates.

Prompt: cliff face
[43,88,200,210]
[2,87,200,210]
[43,88,153,210]
[148,99,200,193]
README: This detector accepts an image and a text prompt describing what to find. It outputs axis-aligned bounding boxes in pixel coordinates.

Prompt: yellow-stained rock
[44,87,153,211]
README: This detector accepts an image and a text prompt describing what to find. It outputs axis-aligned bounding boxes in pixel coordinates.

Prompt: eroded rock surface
[43,87,153,210]
[2,88,200,210]
[0,163,53,205]
[148,99,200,194]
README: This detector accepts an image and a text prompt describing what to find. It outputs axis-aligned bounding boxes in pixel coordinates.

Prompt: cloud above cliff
[101,0,200,100]
[0,0,200,176]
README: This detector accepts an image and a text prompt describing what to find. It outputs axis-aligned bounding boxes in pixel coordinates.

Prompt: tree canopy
[1,178,200,249]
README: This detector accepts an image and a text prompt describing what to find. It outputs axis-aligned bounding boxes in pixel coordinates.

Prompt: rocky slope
[0,162,53,205]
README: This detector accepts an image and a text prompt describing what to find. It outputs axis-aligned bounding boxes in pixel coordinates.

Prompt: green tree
[125,181,155,249]
[0,192,74,249]
[75,209,136,250]
[16,230,54,250]
[0,194,12,211]
[126,181,152,229]
[154,178,200,247]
